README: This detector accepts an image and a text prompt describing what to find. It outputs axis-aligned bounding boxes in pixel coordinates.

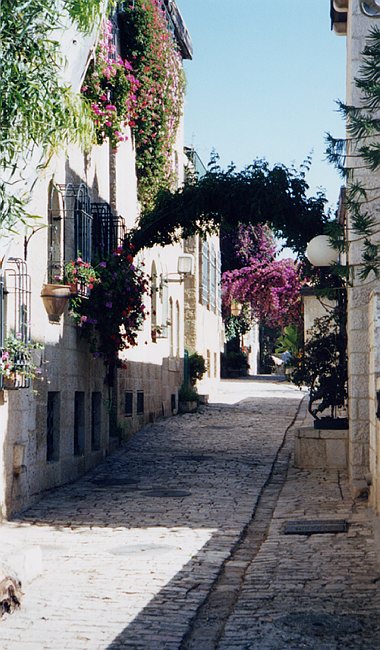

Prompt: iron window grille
[91,202,127,260]
[0,258,32,390]
[54,184,93,268]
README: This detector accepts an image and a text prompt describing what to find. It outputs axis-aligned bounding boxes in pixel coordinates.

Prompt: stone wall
[345,1,380,491]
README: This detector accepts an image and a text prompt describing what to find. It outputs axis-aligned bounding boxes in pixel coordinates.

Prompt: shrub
[188,352,207,386]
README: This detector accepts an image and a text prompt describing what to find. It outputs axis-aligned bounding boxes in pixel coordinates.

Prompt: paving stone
[1,380,380,649]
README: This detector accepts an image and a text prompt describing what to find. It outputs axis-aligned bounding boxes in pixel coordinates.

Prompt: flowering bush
[82,3,185,209]
[120,0,186,209]
[82,19,139,147]
[0,334,43,383]
[222,258,303,329]
[70,241,148,369]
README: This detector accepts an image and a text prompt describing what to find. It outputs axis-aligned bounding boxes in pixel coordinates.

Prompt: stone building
[0,1,223,518]
[330,0,380,505]
[182,148,224,394]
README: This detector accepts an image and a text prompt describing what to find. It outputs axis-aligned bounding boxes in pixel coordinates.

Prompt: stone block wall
[294,426,348,470]
[345,1,380,489]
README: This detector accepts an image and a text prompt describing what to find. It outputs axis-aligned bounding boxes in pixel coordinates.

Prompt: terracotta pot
[41,284,71,321]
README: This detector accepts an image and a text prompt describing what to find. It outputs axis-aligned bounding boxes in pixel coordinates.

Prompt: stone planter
[179,400,198,414]
[294,425,348,469]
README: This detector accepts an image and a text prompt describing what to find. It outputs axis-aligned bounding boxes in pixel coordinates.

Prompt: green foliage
[290,306,347,420]
[69,241,148,371]
[131,157,328,254]
[65,0,110,33]
[223,351,249,372]
[275,325,302,358]
[326,26,380,280]
[0,0,104,231]
[224,313,251,342]
[188,352,207,386]
[178,383,199,402]
[0,334,43,381]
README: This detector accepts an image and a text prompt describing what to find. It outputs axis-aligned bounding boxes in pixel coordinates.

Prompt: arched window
[48,182,63,283]
[169,297,174,356]
[151,262,158,342]
[176,300,180,357]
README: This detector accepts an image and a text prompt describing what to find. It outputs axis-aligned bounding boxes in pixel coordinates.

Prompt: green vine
[131,156,329,255]
[326,27,380,279]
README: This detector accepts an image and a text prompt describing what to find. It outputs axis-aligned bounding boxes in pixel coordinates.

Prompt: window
[176,300,180,357]
[137,391,144,415]
[91,392,102,450]
[1,258,32,390]
[169,298,174,356]
[47,182,63,283]
[200,240,209,306]
[124,391,133,417]
[217,250,222,315]
[210,245,216,312]
[74,391,85,455]
[207,349,211,378]
[91,202,126,260]
[61,184,93,264]
[47,392,60,461]
[74,185,92,263]
[151,262,158,341]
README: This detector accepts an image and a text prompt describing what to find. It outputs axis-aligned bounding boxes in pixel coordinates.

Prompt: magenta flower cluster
[222,258,303,329]
[82,20,139,147]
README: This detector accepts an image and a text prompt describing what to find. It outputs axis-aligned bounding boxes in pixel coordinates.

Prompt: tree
[221,223,303,329]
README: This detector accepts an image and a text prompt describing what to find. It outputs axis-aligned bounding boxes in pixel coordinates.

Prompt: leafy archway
[130,158,330,255]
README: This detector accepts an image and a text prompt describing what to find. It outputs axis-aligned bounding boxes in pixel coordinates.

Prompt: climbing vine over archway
[130,158,330,255]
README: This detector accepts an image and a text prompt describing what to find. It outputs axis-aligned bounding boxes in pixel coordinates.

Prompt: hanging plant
[69,241,148,369]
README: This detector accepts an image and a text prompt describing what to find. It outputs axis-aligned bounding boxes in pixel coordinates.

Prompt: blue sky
[177,0,347,210]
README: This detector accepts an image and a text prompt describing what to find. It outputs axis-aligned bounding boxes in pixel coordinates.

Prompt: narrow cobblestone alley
[1,380,380,649]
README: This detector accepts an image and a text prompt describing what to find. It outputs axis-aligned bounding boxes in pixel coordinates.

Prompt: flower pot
[41,283,71,322]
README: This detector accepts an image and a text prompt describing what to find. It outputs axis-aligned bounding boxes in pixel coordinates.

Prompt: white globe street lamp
[305,235,338,267]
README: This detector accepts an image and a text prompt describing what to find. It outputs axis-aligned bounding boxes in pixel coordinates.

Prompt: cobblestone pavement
[1,379,380,649]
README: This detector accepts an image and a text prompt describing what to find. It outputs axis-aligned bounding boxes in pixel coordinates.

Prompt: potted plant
[63,257,99,298]
[290,307,348,429]
[0,334,43,389]
[178,383,199,413]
